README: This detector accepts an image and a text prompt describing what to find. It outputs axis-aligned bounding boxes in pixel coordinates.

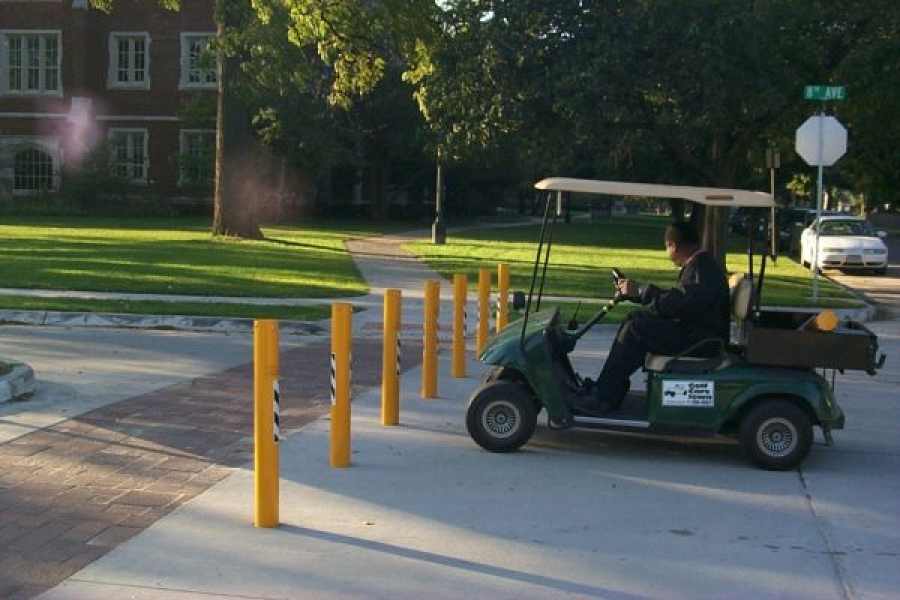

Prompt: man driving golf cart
[466,177,883,470]
[571,220,730,416]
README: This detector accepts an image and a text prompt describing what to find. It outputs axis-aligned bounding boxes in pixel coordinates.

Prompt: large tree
[413,0,900,260]
[94,0,438,237]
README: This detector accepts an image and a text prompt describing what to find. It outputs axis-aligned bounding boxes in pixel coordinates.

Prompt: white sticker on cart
[661,380,714,407]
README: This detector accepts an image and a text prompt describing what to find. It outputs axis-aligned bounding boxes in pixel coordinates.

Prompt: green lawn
[0,214,863,321]
[0,217,410,319]
[406,214,863,313]
[0,217,397,296]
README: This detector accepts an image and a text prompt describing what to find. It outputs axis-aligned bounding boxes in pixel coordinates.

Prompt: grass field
[0,217,404,296]
[0,217,411,320]
[0,214,862,320]
[406,214,862,310]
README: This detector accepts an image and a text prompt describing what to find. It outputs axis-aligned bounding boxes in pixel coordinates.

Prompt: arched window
[14,147,55,192]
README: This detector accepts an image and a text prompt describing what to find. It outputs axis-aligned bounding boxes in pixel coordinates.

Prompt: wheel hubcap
[483,400,520,439]
[757,417,797,457]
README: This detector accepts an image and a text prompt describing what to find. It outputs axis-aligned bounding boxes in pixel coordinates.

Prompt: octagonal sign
[795,115,847,166]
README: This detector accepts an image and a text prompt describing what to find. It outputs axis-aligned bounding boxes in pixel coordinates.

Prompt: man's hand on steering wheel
[610,268,641,302]
[616,278,641,302]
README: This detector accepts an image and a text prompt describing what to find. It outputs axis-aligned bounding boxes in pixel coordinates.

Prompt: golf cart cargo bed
[746,310,881,372]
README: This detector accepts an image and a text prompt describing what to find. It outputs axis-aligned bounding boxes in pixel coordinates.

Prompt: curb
[0,309,327,335]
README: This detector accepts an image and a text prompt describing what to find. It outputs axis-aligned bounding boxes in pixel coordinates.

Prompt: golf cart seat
[644,273,755,374]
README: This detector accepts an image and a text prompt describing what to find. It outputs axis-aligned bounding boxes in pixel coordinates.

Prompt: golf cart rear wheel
[466,381,537,453]
[740,400,813,471]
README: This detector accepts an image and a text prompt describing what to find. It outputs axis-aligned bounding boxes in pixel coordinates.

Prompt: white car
[800,215,889,275]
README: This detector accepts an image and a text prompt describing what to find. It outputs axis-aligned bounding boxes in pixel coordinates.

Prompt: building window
[1,31,61,95]
[108,129,148,182]
[0,137,61,194]
[108,33,150,88]
[179,129,215,187]
[13,146,55,192]
[180,34,216,88]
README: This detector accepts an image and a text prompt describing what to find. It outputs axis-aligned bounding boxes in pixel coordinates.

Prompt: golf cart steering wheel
[611,268,626,300]
[569,268,627,340]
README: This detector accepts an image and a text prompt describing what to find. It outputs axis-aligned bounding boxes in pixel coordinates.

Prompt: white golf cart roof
[535,177,775,209]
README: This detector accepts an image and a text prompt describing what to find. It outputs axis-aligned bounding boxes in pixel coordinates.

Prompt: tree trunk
[702,207,727,270]
[701,132,733,268]
[212,1,262,239]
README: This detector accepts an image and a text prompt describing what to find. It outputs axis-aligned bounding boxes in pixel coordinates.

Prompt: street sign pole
[813,109,825,299]
[797,85,847,301]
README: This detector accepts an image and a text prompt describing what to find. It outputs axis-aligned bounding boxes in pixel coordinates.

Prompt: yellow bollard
[497,263,510,332]
[477,267,491,356]
[254,319,279,528]
[382,289,402,425]
[452,274,467,378]
[330,303,352,468]
[422,280,439,399]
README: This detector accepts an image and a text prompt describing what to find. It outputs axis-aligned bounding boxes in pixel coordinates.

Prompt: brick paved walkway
[0,337,422,600]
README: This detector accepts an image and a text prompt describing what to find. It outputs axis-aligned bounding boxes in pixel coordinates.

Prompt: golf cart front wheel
[740,400,813,471]
[466,381,537,453]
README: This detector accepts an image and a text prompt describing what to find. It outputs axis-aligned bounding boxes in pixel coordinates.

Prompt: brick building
[0,0,216,202]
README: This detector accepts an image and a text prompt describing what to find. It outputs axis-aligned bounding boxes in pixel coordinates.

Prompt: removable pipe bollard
[254,319,279,528]
[382,289,402,425]
[452,274,467,378]
[476,267,491,356]
[497,263,510,332]
[330,303,352,468]
[422,280,440,399]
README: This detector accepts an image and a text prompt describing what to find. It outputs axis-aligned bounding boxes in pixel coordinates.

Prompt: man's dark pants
[595,310,720,406]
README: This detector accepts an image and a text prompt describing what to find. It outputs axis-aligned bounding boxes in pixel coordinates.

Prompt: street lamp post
[432,152,446,245]
[766,147,780,257]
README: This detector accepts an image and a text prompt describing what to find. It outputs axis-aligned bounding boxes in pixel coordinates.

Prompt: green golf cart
[465,178,885,470]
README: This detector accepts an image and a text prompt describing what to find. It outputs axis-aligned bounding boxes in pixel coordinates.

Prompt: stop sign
[795,115,847,166]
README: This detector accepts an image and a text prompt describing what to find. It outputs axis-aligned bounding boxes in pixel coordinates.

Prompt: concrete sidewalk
[5,228,899,599]
[35,318,900,600]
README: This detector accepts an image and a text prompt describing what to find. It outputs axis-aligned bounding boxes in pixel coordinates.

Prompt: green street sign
[804,85,846,101]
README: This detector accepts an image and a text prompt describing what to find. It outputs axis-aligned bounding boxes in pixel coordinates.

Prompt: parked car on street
[800,215,889,275]
[729,207,768,236]
[776,207,816,253]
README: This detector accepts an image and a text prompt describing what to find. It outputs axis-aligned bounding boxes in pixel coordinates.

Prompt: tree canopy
[89,0,900,240]
[405,0,900,258]
[416,3,893,183]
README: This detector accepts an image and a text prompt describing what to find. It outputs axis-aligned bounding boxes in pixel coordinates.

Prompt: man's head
[664,221,701,266]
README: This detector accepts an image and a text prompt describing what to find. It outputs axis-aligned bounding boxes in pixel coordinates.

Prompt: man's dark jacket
[637,250,730,343]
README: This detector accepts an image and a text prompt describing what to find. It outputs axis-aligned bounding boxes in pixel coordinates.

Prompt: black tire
[466,381,538,453]
[874,266,887,276]
[739,400,813,471]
